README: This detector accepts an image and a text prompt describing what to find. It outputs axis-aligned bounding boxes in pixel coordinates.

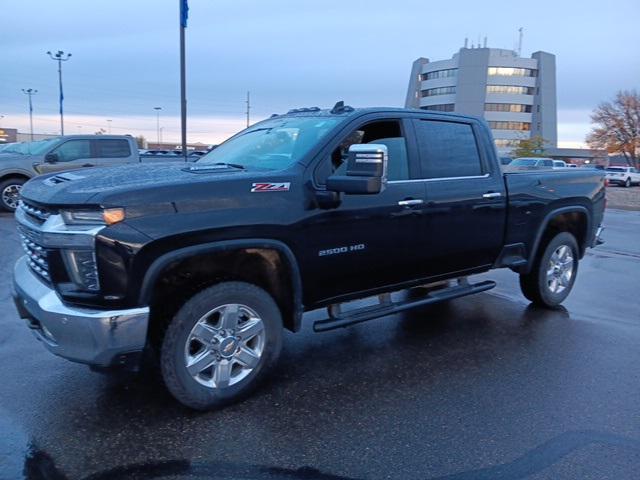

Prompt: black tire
[624,177,631,188]
[0,177,26,212]
[519,232,579,308]
[161,281,283,410]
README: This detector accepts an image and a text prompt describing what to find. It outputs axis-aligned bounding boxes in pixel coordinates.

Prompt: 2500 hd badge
[319,244,366,256]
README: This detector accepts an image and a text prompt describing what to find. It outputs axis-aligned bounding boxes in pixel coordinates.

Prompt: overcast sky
[1,0,638,146]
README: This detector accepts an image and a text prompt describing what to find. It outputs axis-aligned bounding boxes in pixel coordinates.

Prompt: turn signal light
[103,208,126,225]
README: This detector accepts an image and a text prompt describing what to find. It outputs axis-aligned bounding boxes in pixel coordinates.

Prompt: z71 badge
[251,182,291,192]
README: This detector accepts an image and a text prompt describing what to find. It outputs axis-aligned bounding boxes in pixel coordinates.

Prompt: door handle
[82,164,94,167]
[398,199,424,207]
[482,192,502,199]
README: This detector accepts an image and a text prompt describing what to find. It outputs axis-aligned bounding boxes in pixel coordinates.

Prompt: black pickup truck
[12,104,605,409]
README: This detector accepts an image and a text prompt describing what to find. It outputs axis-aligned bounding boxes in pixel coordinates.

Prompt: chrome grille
[18,226,50,282]
[18,200,53,224]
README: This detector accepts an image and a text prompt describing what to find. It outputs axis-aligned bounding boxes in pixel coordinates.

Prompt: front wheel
[519,232,579,308]
[161,281,283,410]
[624,177,631,188]
[0,177,26,212]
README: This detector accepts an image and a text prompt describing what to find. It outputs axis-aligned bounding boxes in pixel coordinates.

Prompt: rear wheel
[0,177,26,212]
[160,281,283,410]
[519,232,579,308]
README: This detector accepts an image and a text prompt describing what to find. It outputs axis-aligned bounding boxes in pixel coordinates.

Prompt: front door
[300,118,428,304]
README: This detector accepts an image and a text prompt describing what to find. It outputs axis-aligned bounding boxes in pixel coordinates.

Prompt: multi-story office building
[405,46,557,153]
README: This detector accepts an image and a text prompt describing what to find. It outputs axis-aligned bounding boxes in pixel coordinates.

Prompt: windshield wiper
[213,162,245,170]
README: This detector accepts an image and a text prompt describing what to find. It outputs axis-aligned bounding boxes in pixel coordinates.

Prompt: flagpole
[179,0,188,161]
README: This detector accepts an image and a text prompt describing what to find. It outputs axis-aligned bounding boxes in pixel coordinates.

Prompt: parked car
[0,135,168,211]
[552,160,567,169]
[499,156,512,166]
[13,105,606,410]
[605,166,640,187]
[509,157,555,169]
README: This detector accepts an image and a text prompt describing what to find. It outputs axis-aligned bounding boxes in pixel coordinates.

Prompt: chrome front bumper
[12,256,149,367]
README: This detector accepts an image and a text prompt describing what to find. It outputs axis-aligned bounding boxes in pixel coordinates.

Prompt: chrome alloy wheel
[546,245,574,294]
[184,304,265,389]
[2,184,22,210]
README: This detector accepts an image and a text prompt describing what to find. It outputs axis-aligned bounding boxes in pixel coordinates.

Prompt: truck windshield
[198,117,341,170]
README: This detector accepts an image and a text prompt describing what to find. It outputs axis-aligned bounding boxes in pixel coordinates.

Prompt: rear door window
[94,139,131,158]
[413,120,483,178]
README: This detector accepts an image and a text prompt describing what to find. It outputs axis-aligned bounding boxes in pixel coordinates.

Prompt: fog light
[62,250,100,291]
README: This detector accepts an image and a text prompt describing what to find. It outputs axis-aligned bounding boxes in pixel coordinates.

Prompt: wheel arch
[139,239,304,334]
[0,172,32,184]
[523,205,591,273]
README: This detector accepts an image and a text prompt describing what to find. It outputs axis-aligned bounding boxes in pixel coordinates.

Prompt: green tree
[513,135,547,158]
[587,90,640,169]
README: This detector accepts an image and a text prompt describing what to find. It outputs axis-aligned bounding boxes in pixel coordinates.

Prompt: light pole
[21,88,38,141]
[107,119,112,134]
[46,50,72,135]
[179,0,188,160]
[153,107,162,145]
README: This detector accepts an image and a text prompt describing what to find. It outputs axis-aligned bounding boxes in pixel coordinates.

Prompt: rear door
[411,117,506,276]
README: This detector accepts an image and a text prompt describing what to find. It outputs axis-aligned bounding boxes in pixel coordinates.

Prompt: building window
[488,121,531,131]
[487,67,537,77]
[486,85,535,95]
[421,104,455,112]
[421,86,456,97]
[485,103,532,113]
[420,68,458,81]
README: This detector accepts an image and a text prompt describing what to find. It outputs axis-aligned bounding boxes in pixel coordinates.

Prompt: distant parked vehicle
[552,160,567,169]
[567,164,577,168]
[605,166,640,187]
[0,135,168,211]
[499,156,512,166]
[508,157,555,169]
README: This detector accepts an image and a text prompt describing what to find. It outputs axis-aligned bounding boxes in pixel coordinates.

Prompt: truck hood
[19,162,252,207]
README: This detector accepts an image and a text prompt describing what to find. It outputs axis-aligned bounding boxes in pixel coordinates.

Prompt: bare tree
[135,135,147,149]
[587,90,640,168]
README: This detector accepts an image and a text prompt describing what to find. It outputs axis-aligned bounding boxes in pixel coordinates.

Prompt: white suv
[606,167,640,188]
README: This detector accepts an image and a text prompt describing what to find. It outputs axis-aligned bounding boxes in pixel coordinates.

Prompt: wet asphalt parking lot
[0,209,639,480]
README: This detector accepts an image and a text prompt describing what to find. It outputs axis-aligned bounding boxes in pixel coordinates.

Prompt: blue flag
[180,0,188,28]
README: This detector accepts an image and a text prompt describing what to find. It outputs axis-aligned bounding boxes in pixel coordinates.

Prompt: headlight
[61,208,125,226]
[62,250,100,291]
